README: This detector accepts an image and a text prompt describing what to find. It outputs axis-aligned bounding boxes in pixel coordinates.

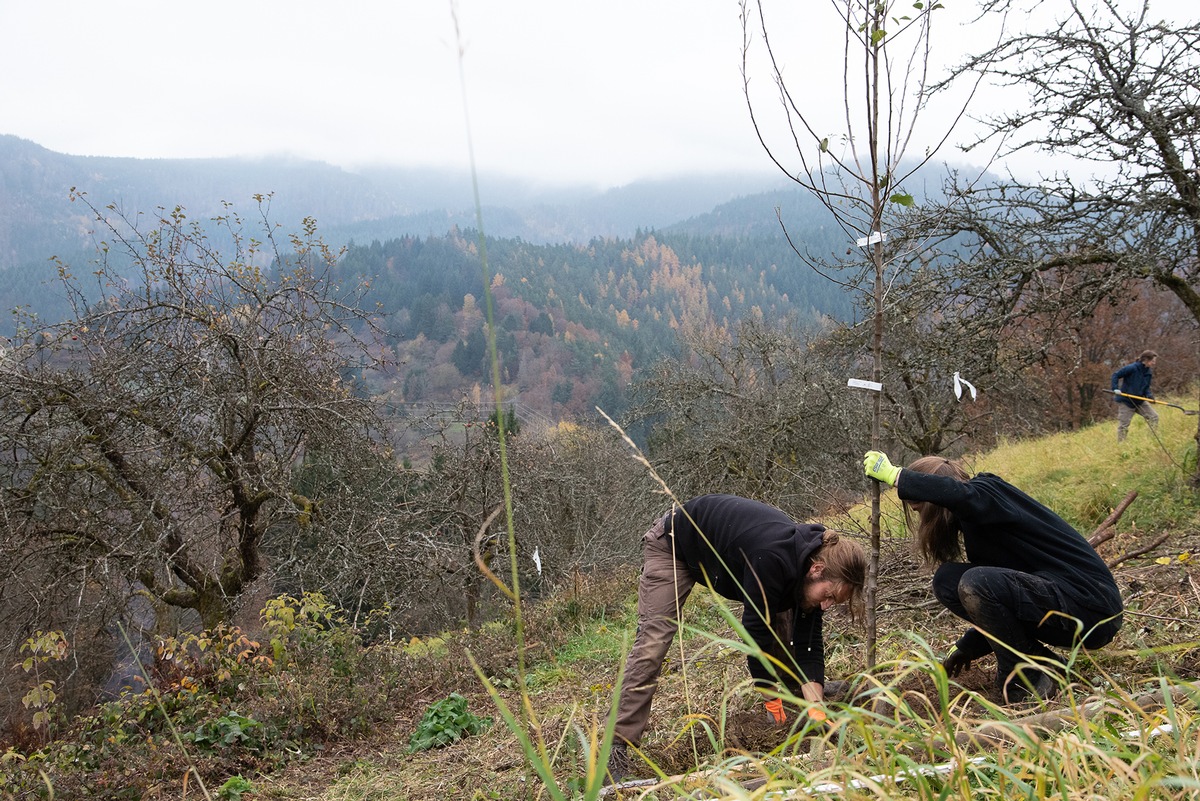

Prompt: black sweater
[897,471,1123,656]
[667,494,827,685]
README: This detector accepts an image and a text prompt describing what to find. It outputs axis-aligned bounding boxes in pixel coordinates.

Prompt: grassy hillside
[857,395,1200,544]
[5,406,1199,799]
[261,404,1200,798]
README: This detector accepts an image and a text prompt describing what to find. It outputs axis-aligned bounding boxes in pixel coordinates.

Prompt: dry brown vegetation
[240,512,1200,800]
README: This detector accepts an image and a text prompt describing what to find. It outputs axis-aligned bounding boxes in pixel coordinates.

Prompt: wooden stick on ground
[1088,490,1138,548]
[958,680,1199,749]
[1107,532,1171,569]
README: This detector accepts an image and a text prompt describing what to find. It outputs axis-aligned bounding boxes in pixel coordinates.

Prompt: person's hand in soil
[763,697,787,725]
[942,648,972,678]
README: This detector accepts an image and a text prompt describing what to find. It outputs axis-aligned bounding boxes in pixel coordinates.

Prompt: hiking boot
[605,741,636,785]
[823,680,850,701]
[1002,668,1058,705]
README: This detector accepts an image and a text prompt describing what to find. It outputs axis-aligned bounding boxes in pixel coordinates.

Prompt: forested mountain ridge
[1,134,856,419]
[0,133,797,271]
[339,227,850,418]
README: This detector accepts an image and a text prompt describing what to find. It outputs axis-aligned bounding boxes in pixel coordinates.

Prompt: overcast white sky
[1,1,1194,189]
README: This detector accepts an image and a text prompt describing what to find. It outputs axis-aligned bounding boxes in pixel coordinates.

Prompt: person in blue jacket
[863,451,1123,704]
[1112,350,1159,441]
[606,494,866,782]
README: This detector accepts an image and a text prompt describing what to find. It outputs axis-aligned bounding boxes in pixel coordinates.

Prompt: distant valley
[0,134,857,420]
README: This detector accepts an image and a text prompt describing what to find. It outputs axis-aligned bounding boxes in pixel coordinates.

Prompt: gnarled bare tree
[927,0,1200,477]
[630,315,867,517]
[0,194,392,651]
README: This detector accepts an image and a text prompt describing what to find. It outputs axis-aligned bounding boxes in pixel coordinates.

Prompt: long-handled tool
[1109,390,1199,415]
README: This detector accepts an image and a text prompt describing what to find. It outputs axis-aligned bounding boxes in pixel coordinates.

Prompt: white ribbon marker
[953,371,977,402]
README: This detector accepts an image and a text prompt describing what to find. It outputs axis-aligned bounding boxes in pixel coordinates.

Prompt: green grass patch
[978,400,1200,533]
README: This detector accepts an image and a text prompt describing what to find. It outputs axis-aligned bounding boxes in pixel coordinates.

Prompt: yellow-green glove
[863,450,901,486]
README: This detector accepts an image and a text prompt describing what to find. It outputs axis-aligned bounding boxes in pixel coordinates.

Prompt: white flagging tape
[787,757,989,797]
[952,371,977,401]
[1122,723,1174,739]
[847,378,883,391]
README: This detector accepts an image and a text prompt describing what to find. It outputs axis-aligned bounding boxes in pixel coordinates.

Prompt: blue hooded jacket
[1112,360,1153,406]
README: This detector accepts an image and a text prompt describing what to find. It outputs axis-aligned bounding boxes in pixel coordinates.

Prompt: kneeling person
[863,451,1124,704]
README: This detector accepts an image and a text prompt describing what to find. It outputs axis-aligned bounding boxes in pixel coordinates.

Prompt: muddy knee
[958,581,984,618]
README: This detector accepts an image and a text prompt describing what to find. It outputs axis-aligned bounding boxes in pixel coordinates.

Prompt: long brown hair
[903,456,970,565]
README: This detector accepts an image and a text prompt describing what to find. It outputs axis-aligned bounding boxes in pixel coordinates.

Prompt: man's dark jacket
[666,494,826,686]
[1112,360,1153,406]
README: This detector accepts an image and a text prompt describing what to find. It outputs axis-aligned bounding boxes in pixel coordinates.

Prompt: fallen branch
[1107,532,1171,569]
[1088,491,1138,548]
[958,680,1199,749]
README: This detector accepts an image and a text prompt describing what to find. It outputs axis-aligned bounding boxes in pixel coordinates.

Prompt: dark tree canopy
[910,0,1200,475]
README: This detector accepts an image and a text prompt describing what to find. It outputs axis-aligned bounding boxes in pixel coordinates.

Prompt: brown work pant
[1116,401,1158,441]
[613,514,696,746]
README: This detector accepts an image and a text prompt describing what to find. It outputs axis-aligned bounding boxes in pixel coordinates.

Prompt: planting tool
[1109,390,1199,415]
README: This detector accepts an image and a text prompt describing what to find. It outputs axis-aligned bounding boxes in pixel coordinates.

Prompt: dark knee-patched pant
[932,562,1121,680]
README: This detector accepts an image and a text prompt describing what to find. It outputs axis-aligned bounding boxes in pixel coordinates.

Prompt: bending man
[608,494,866,781]
[863,451,1123,703]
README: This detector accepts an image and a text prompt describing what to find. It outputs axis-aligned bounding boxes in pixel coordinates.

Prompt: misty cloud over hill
[0,134,855,329]
[0,134,810,264]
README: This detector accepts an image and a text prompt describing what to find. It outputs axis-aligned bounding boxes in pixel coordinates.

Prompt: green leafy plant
[13,630,68,734]
[187,711,267,753]
[261,592,346,668]
[408,693,491,753]
[218,775,255,800]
